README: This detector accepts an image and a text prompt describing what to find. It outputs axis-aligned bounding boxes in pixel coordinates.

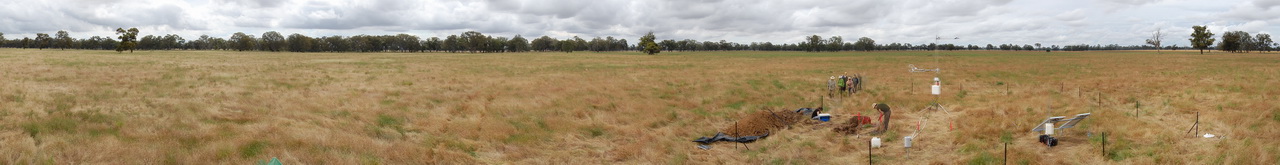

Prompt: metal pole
[1004,142,1008,165]
[869,140,873,165]
[1102,132,1107,159]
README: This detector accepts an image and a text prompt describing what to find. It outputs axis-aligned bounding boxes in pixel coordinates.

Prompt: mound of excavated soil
[833,115,873,134]
[723,108,808,137]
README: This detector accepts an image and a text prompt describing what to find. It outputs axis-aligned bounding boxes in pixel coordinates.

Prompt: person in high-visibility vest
[838,72,848,94]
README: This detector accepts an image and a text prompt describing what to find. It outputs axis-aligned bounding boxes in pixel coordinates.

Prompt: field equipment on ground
[1039,134,1059,147]
[1030,113,1091,147]
[871,137,882,148]
[909,64,939,73]
[931,77,941,95]
[1031,113,1091,133]
[816,113,831,122]
[1186,112,1201,137]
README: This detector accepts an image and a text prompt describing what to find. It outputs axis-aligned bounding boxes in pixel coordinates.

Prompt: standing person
[845,75,855,94]
[827,76,837,97]
[851,74,862,93]
[838,72,848,95]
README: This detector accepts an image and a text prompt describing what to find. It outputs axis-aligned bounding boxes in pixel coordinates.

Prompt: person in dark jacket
[872,103,891,134]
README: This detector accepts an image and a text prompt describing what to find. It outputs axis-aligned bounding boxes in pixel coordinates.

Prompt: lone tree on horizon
[639,31,661,55]
[115,27,139,53]
[1146,28,1166,53]
[1189,25,1215,54]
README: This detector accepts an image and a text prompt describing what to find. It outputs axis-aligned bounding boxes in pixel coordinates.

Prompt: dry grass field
[1,48,1278,164]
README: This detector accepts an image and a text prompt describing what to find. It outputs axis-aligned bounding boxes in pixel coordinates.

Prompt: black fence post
[1102,132,1107,159]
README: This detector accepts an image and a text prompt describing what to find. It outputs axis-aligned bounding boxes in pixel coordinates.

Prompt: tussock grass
[0,49,1276,164]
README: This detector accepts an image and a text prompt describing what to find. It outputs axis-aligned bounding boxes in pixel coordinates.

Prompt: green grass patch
[1272,109,1280,122]
[503,119,551,144]
[376,114,402,127]
[21,115,78,138]
[48,93,78,112]
[669,154,688,164]
[746,79,763,90]
[21,110,122,138]
[691,108,711,117]
[883,131,899,143]
[725,101,746,110]
[1000,131,1013,144]
[959,143,981,154]
[968,152,999,165]
[1102,138,1134,161]
[240,141,269,158]
[582,125,606,138]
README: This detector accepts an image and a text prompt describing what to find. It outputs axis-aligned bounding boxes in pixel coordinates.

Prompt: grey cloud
[63,4,196,29]
[0,0,1276,47]
[1255,0,1280,8]
[1219,0,1280,21]
[504,0,592,18]
[215,0,290,8]
[280,0,420,29]
[1094,0,1170,13]
[1105,0,1166,5]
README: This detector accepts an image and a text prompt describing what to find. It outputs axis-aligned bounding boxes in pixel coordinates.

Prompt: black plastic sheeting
[795,107,821,119]
[692,132,770,144]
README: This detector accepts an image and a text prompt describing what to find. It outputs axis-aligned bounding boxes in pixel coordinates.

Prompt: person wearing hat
[838,73,848,95]
[872,103,892,134]
[828,76,837,97]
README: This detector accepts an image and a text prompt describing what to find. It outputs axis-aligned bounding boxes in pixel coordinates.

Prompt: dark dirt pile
[723,108,807,137]
[833,115,873,134]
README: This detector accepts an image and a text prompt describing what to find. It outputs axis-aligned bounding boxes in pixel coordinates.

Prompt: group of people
[827,72,863,97]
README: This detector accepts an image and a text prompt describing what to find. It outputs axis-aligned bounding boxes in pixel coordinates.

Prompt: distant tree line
[0,29,1273,53]
[0,30,633,53]
[1183,25,1275,54]
[1217,31,1273,53]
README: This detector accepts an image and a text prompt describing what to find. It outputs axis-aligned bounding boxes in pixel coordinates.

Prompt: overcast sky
[1,0,1276,46]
